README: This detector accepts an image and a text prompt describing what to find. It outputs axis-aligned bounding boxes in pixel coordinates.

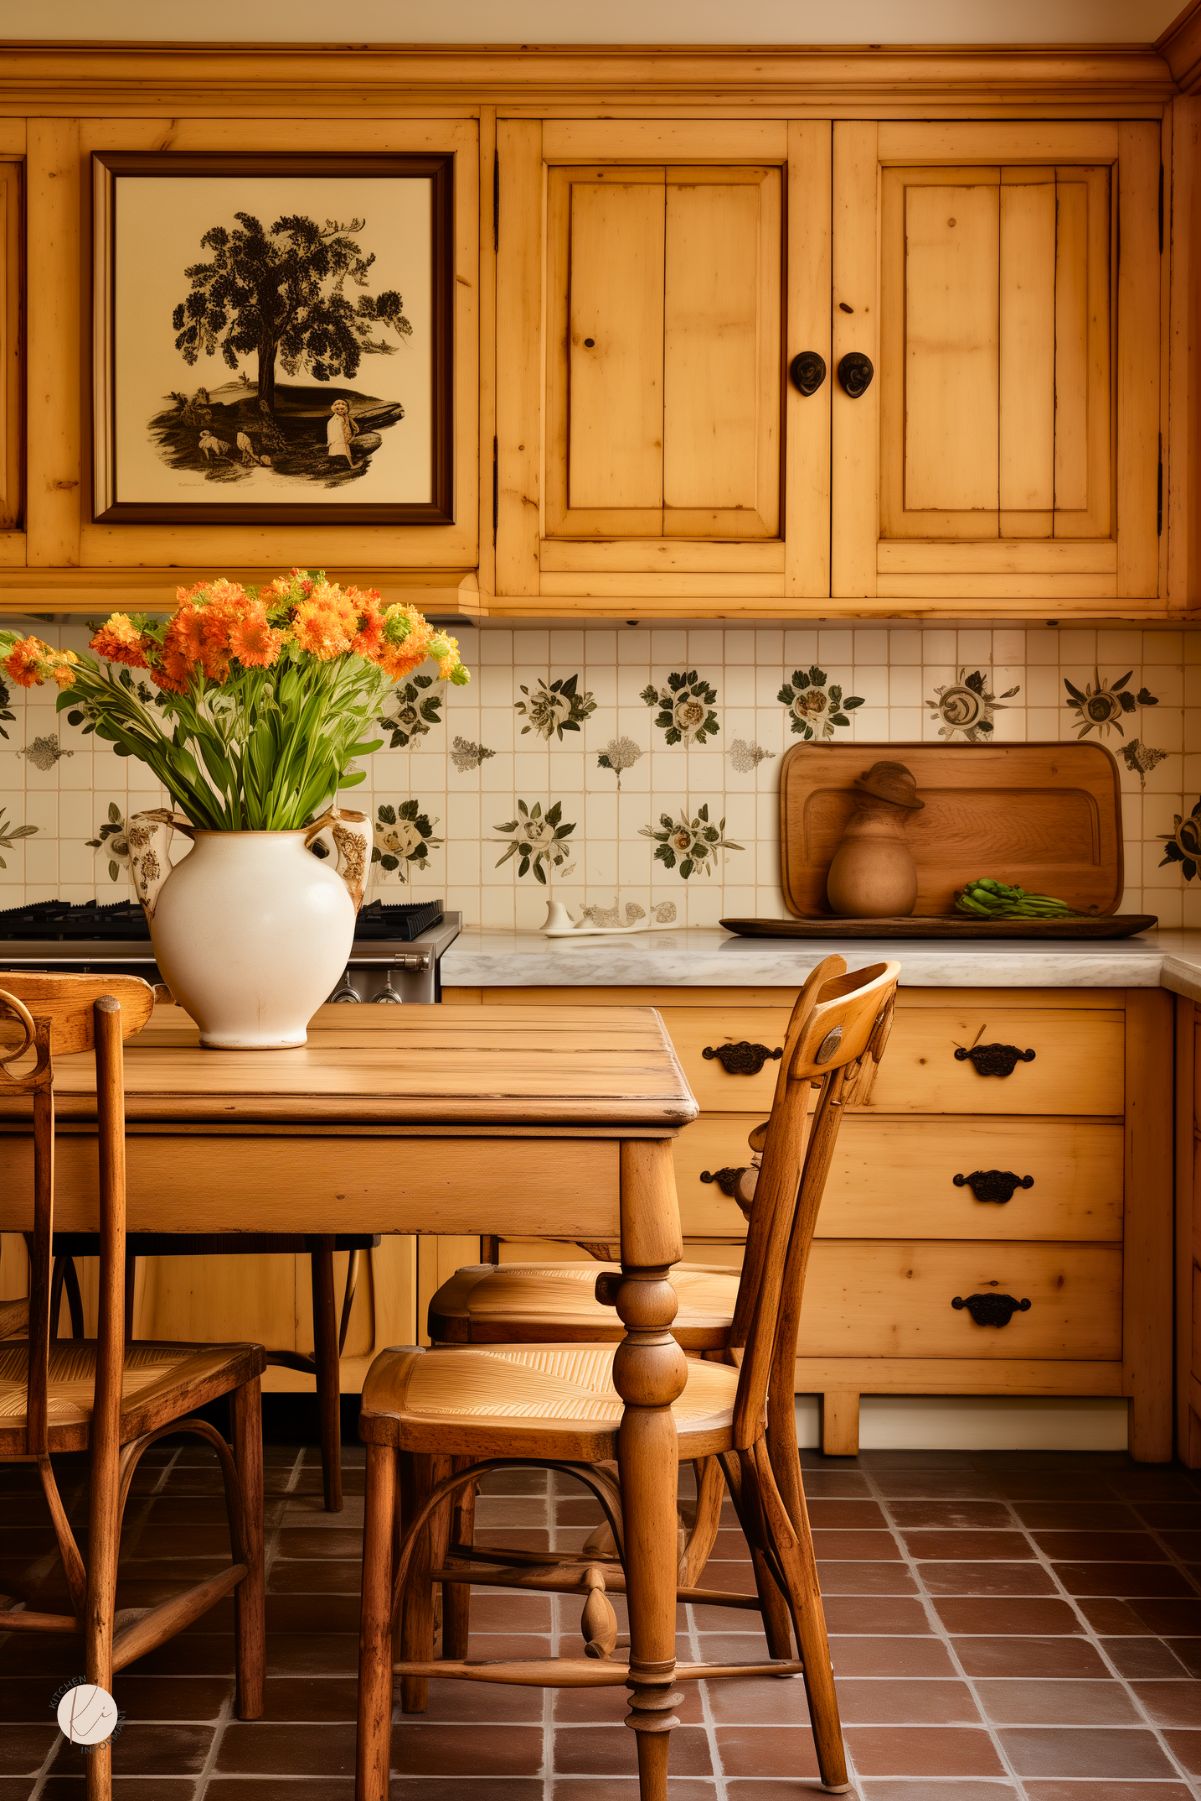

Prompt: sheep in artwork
[236,431,257,467]
[198,431,230,460]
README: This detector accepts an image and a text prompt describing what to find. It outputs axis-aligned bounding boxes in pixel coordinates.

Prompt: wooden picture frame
[92,150,454,526]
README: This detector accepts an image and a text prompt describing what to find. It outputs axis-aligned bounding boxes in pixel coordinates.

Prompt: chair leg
[678,1457,724,1587]
[309,1241,343,1513]
[398,1451,452,1713]
[720,1450,793,1661]
[441,1460,476,1660]
[84,1419,121,1800]
[356,1442,397,1801]
[231,1375,266,1721]
[123,1254,137,1345]
[748,1437,849,1795]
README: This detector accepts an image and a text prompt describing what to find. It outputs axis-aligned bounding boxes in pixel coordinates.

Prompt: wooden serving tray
[779,741,1124,919]
[721,914,1158,941]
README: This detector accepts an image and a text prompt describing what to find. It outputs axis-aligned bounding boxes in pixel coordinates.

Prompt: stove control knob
[329,968,362,1003]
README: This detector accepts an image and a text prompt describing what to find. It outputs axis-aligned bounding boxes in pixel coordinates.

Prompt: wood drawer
[663,1002,1124,1117]
[675,1117,1124,1242]
[797,1242,1122,1360]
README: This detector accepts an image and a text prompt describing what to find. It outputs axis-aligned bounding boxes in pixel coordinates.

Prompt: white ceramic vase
[127,808,371,1049]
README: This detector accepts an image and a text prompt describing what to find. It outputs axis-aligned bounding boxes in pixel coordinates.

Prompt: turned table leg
[612,1139,687,1801]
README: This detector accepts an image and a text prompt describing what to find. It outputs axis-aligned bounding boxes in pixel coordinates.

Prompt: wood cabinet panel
[797,1241,1122,1361]
[835,119,1162,603]
[661,1002,1124,1118]
[674,1115,1124,1243]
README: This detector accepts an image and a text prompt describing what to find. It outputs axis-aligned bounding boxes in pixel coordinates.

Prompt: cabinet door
[832,122,1161,604]
[496,119,830,608]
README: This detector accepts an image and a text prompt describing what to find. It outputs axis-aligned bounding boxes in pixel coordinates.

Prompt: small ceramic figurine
[825,760,924,918]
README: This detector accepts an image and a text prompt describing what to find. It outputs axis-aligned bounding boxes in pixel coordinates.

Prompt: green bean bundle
[954,877,1076,920]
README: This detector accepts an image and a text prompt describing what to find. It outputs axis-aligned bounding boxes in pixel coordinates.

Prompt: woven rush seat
[0,1337,264,1453]
[361,1340,741,1458]
[428,1260,739,1349]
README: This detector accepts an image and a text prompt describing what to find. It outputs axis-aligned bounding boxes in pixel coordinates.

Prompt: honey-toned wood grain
[0,158,21,535]
[1122,988,1174,1461]
[25,119,80,568]
[1167,97,1201,604]
[674,1116,1124,1242]
[784,120,832,597]
[779,740,1124,920]
[0,1005,696,1129]
[795,1241,1122,1360]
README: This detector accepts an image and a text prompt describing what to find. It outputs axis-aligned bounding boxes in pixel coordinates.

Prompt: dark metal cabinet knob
[702,1042,783,1077]
[953,1170,1034,1204]
[789,350,827,395]
[952,1293,1032,1328]
[837,351,874,397]
[699,1166,749,1197]
[954,1043,1036,1078]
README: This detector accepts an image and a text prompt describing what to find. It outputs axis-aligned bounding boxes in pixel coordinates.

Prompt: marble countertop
[441,925,1201,999]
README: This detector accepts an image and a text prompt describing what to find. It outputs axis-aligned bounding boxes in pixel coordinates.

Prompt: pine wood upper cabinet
[495,120,831,608]
[832,122,1163,604]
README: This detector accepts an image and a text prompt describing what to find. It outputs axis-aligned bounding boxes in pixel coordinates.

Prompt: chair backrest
[728,955,900,1450]
[0,972,155,1456]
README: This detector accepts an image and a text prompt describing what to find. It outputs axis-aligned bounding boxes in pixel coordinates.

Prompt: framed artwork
[92,151,454,525]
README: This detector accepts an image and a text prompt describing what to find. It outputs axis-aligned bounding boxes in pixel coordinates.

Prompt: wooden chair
[0,972,266,1801]
[355,956,899,1801]
[51,1229,376,1512]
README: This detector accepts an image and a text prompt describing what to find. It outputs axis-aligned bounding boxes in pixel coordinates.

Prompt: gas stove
[0,898,461,1003]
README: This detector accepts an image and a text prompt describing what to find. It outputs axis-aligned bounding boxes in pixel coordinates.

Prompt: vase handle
[126,809,194,921]
[304,807,371,914]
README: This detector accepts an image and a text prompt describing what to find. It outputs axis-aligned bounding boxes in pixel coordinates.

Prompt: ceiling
[0,0,1184,45]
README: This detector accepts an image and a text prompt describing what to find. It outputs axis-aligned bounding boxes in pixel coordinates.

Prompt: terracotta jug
[825,761,923,919]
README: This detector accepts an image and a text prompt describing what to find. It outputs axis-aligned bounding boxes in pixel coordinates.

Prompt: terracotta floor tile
[951,1634,1107,1678]
[835,1677,981,1726]
[1012,1501,1143,1530]
[832,1635,958,1678]
[270,1557,363,1594]
[974,1678,1139,1725]
[917,1560,1056,1597]
[1101,1635,1191,1677]
[813,1530,905,1560]
[209,1784,356,1801]
[714,1724,821,1777]
[816,1560,918,1595]
[998,1725,1177,1778]
[857,1786,1019,1801]
[389,1786,543,1801]
[1052,1560,1193,1598]
[899,1530,1031,1560]
[1130,1678,1201,1726]
[807,1497,889,1528]
[550,1784,717,1801]
[1162,1727,1201,1774]
[933,1596,1082,1635]
[38,1783,200,1799]
[1126,1598,1201,1634]
[1076,1597,1151,1634]
[704,1675,810,1725]
[52,1723,215,1776]
[1022,1785,1195,1801]
[725,1787,861,1801]
[1032,1529,1167,1560]
[0,1721,58,1775]
[389,1724,545,1778]
[554,1724,712,1776]
[886,1501,1015,1530]
[103,1674,233,1721]
[1164,1637,1201,1674]
[1138,1503,1201,1529]
[800,1470,872,1497]
[844,1725,1005,1777]
[823,1596,932,1635]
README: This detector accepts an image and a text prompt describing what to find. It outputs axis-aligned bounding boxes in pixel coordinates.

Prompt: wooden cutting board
[779,741,1123,919]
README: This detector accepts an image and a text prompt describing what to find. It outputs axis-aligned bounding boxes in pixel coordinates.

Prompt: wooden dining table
[0,1001,699,1786]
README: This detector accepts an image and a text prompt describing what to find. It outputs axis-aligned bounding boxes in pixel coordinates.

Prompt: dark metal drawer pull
[954,1043,1036,1078]
[837,350,874,397]
[702,1042,783,1077]
[789,349,827,395]
[699,1166,749,1198]
[952,1293,1032,1328]
[953,1170,1034,1204]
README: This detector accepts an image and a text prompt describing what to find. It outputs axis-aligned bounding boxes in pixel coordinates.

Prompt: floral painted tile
[597,736,644,787]
[450,735,495,773]
[88,802,130,883]
[0,677,14,741]
[778,667,864,741]
[1064,670,1157,739]
[1160,800,1201,881]
[494,799,576,884]
[0,807,36,869]
[371,800,442,880]
[379,674,442,749]
[20,732,73,772]
[927,669,1020,742]
[641,671,719,745]
[576,899,678,928]
[516,673,596,741]
[641,803,742,879]
[727,738,776,773]
[1121,739,1169,788]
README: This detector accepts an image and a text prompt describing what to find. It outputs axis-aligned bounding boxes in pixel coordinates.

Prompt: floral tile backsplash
[2,620,1200,931]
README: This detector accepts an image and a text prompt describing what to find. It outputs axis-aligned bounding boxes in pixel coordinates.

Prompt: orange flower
[4,636,48,687]
[91,613,148,669]
[228,606,283,669]
[149,639,192,695]
[292,591,356,660]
